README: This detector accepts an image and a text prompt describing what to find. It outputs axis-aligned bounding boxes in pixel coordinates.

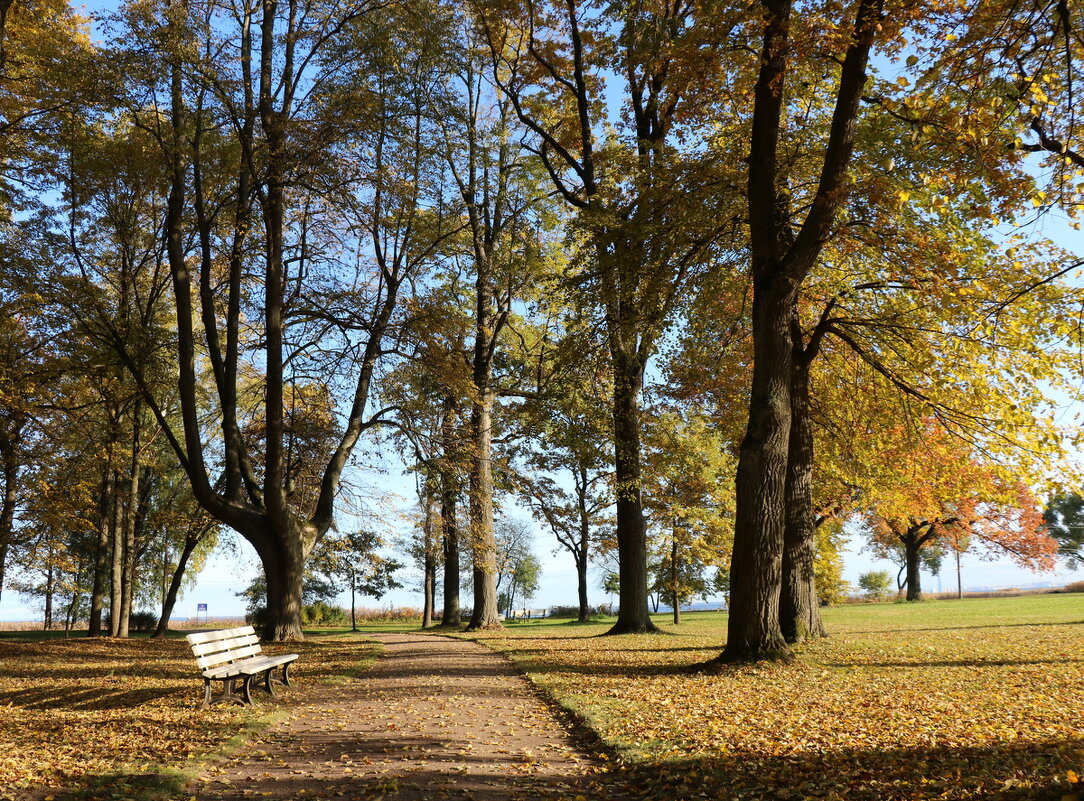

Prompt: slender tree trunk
[607,350,658,634]
[44,561,54,631]
[109,469,124,637]
[351,574,357,632]
[671,536,680,625]
[956,548,962,598]
[779,340,826,643]
[89,466,113,636]
[467,393,501,630]
[422,497,436,628]
[721,284,793,661]
[153,532,200,638]
[120,438,142,638]
[576,552,590,622]
[439,397,461,628]
[904,531,923,601]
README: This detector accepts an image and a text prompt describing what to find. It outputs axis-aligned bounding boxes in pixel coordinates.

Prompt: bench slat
[190,634,260,657]
[185,625,256,646]
[196,643,263,669]
[202,653,299,679]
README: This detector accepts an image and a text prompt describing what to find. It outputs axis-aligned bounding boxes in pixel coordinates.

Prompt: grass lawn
[0,628,381,801]
[465,594,1084,801]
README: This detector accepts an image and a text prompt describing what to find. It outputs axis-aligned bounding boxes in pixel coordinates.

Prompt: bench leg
[256,663,292,697]
[202,676,253,707]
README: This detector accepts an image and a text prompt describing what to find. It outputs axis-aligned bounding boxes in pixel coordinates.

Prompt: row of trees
[1,0,1083,659]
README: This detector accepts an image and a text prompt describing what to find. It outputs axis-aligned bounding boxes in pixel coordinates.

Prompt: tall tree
[475,0,729,633]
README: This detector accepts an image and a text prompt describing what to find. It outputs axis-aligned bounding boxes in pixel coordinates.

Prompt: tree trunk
[440,475,461,628]
[607,351,658,634]
[955,547,962,599]
[89,467,113,637]
[153,532,199,638]
[671,536,680,625]
[119,446,142,638]
[422,498,436,628]
[467,392,501,631]
[0,421,18,604]
[258,519,306,641]
[44,560,54,631]
[109,469,124,637]
[351,574,357,632]
[576,551,590,623]
[779,338,826,643]
[721,284,794,662]
[904,531,923,601]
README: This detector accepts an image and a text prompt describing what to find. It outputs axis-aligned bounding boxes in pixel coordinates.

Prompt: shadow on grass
[30,734,1084,801]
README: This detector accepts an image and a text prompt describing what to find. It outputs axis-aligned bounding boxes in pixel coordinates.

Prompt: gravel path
[190,632,629,801]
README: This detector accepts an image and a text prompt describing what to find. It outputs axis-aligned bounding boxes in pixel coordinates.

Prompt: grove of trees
[1,0,1082,659]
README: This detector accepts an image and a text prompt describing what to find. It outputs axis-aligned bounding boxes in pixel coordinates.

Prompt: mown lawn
[468,594,1084,801]
[0,629,381,801]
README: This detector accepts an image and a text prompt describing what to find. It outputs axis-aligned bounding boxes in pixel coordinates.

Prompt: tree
[1042,492,1084,570]
[857,571,892,600]
[517,326,613,623]
[101,0,457,640]
[642,409,734,625]
[475,0,730,634]
[311,531,403,632]
[861,420,1057,601]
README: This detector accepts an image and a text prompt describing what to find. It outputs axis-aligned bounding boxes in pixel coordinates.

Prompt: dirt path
[190,632,629,801]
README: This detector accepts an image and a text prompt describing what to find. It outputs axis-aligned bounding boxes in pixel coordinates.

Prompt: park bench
[508,608,547,621]
[185,625,298,707]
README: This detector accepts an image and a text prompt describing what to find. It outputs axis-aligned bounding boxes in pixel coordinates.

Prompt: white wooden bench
[508,608,547,620]
[185,625,299,707]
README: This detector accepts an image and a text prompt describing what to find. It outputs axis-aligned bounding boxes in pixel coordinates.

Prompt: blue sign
[197,603,208,611]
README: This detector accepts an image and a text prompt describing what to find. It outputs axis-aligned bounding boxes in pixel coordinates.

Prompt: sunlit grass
[464,594,1084,800]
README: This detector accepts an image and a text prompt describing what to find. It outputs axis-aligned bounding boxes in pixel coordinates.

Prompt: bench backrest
[186,625,263,670]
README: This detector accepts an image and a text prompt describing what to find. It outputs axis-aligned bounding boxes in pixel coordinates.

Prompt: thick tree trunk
[153,533,199,638]
[780,342,826,643]
[721,284,794,662]
[607,351,658,634]
[904,531,923,601]
[467,394,501,630]
[260,522,306,641]
[0,424,17,604]
[89,467,112,636]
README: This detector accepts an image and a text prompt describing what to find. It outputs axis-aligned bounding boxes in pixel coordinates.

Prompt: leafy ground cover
[467,594,1084,801]
[0,630,381,801]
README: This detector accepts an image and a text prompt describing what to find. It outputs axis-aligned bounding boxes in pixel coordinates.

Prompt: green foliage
[857,571,894,600]
[1043,492,1084,569]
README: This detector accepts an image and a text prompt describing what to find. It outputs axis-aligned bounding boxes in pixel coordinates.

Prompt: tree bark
[422,495,436,628]
[607,350,658,634]
[904,530,923,601]
[779,334,826,643]
[467,392,501,630]
[89,465,113,636]
[671,536,681,626]
[722,282,794,661]
[109,468,124,637]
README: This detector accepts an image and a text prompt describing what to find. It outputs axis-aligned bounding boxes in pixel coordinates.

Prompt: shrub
[128,611,158,632]
[300,602,348,626]
[857,571,894,600]
[1063,581,1084,593]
